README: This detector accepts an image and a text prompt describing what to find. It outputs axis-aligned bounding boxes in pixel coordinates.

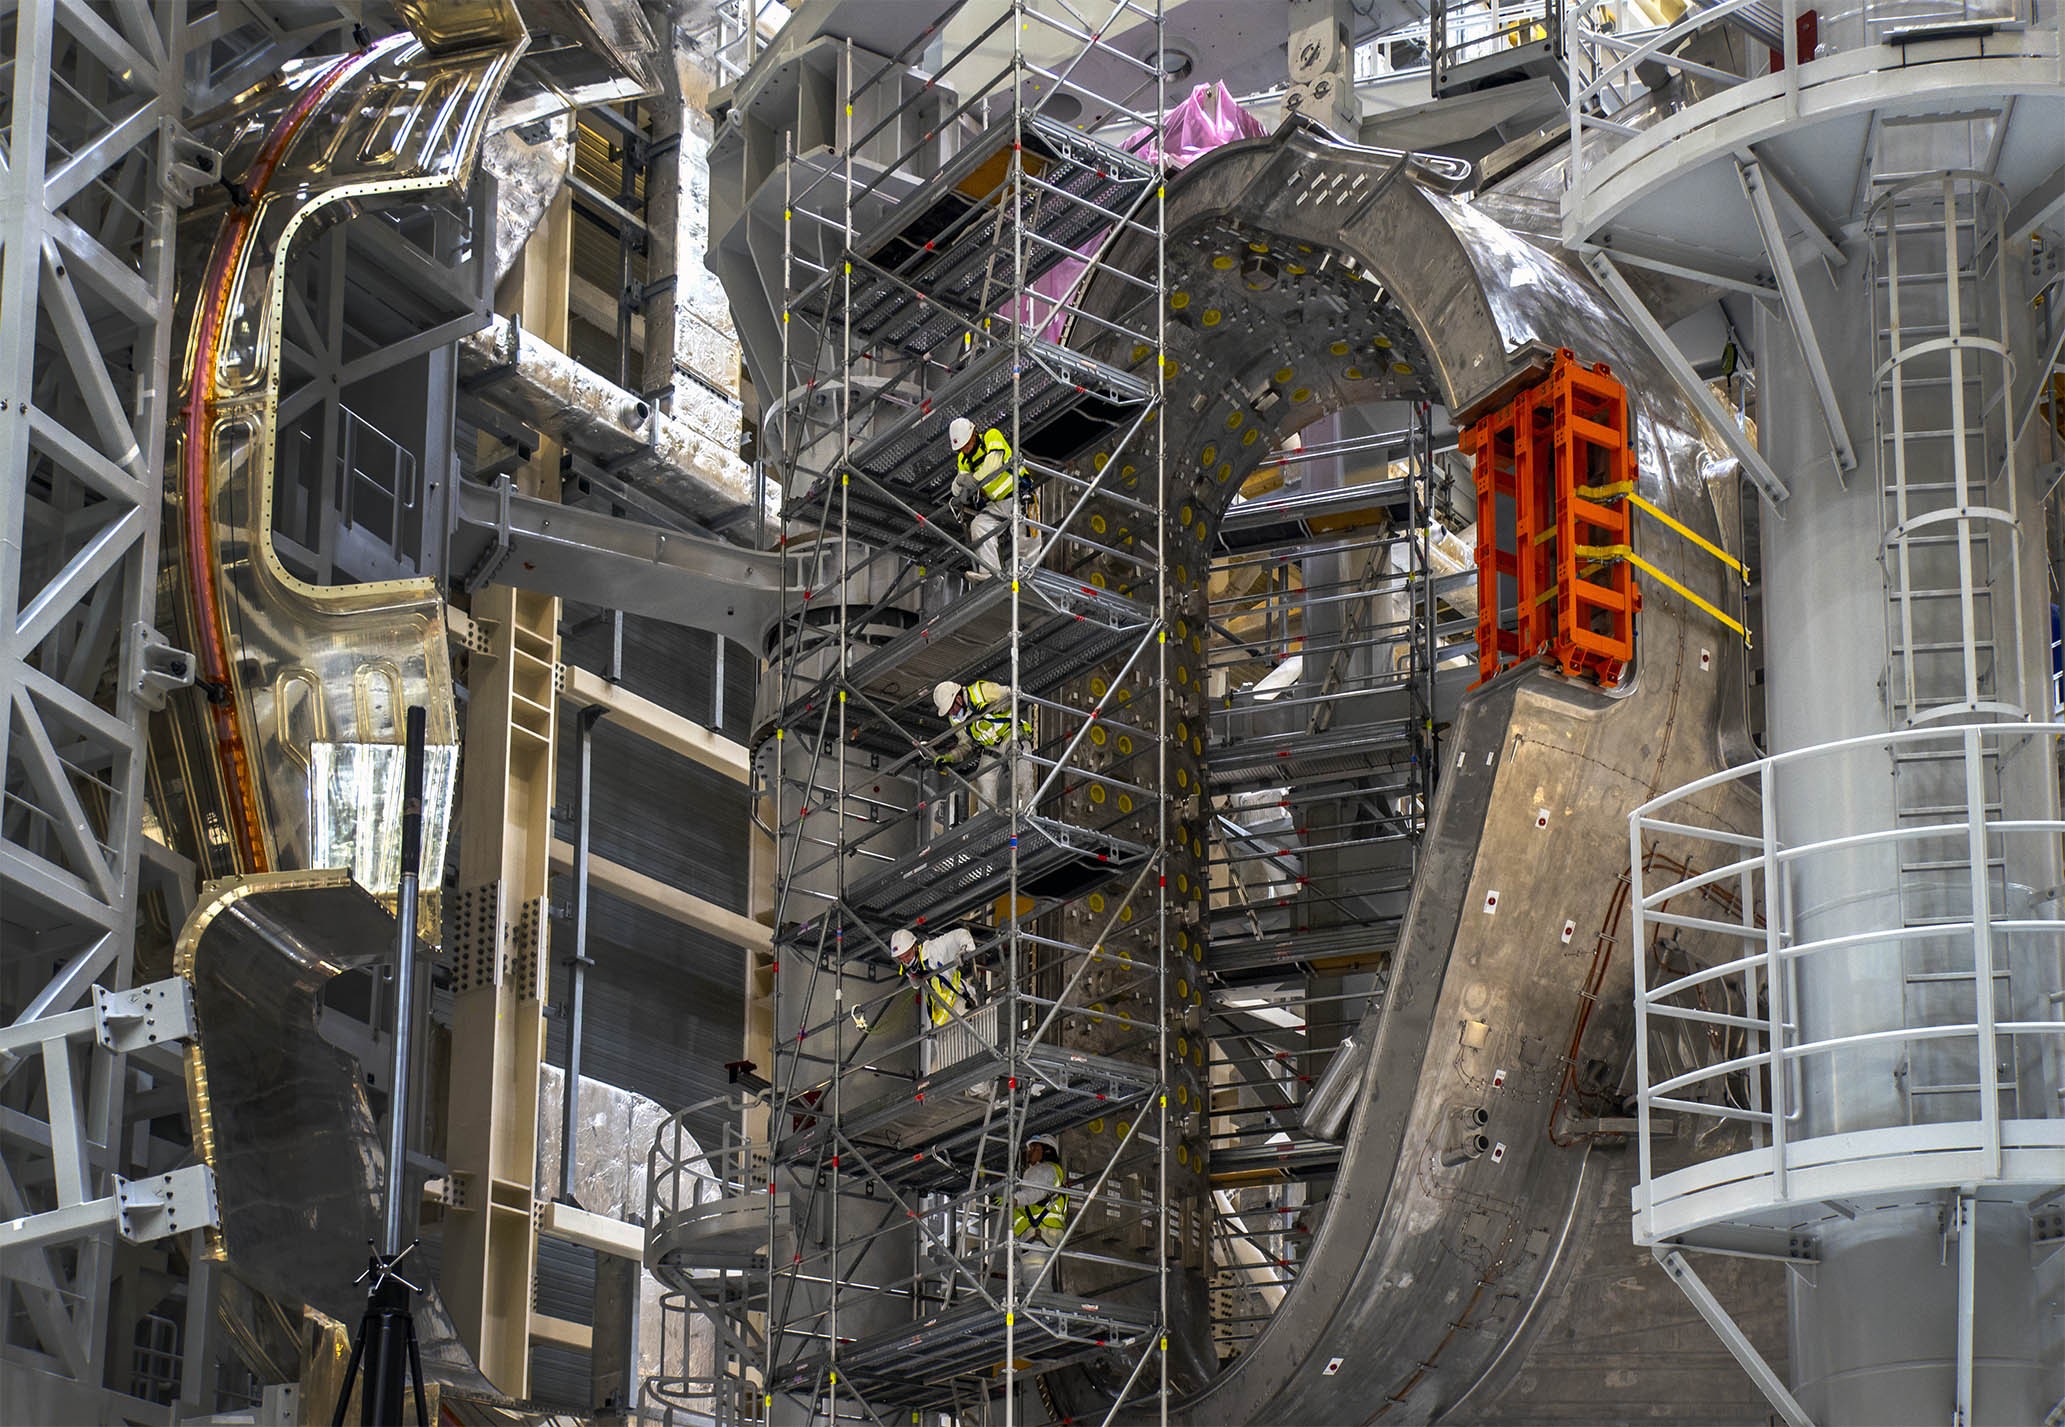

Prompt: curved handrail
[1630,722,2065,1237]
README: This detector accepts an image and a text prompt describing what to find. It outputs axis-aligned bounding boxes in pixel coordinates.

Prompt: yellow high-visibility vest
[955,427,1017,502]
[963,679,1031,749]
[1009,1160,1067,1238]
[914,964,970,1027]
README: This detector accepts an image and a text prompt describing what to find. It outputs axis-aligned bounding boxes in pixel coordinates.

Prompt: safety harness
[906,959,983,1028]
[962,680,1031,750]
[1012,1162,1067,1239]
[955,427,1019,504]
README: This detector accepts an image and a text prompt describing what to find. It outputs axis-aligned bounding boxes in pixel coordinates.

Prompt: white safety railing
[922,998,1001,1078]
[1431,0,1561,88]
[644,1097,767,1427]
[1629,723,2065,1243]
[1564,0,2047,220]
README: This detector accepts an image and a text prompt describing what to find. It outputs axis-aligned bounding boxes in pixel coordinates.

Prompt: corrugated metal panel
[561,611,757,746]
[545,621,755,1147]
[544,900,744,1145]
[528,1340,592,1414]
[556,718,751,911]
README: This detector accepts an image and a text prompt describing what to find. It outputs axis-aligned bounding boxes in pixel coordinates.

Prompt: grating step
[771,1290,1158,1411]
[1208,918,1399,978]
[1207,724,1417,791]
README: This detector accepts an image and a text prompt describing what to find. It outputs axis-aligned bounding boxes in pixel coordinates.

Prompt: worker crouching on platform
[890,926,997,1087]
[890,926,979,1027]
[1008,1133,1068,1287]
[933,678,1036,817]
[947,416,1036,577]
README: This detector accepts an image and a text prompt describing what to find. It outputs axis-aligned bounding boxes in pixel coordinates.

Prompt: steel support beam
[561,664,752,784]
[1655,1247,1816,1427]
[441,189,571,1397]
[548,840,771,951]
[451,477,790,648]
[1736,158,1857,475]
[1953,1190,1977,1427]
[0,0,193,1410]
[1584,252,1794,506]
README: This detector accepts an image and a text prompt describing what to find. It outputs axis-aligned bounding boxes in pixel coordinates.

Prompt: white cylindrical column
[1759,205,2055,1426]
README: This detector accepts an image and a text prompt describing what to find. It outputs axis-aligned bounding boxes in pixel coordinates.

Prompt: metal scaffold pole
[690,3,1183,1420]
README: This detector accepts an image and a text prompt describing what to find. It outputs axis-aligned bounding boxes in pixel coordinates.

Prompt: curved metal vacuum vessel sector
[176,869,498,1397]
[156,32,522,886]
[1033,121,1753,1425]
[155,27,526,1389]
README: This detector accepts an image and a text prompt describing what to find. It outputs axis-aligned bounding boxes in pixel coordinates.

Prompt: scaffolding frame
[743,4,1178,1421]
[1194,408,1463,1362]
[0,1,228,1417]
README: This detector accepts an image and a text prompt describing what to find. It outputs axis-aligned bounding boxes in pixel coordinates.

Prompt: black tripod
[332,706,433,1426]
[332,1243,432,1427]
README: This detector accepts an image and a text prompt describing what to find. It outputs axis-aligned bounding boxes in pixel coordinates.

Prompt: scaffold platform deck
[784,811,1149,951]
[778,1040,1157,1191]
[1207,722,1419,792]
[777,569,1155,754]
[773,1290,1159,1410]
[785,340,1150,558]
[1209,1137,1345,1183]
[792,113,1158,358]
[1207,918,1402,979]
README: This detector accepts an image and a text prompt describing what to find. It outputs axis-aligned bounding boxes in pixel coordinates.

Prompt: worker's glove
[933,753,956,771]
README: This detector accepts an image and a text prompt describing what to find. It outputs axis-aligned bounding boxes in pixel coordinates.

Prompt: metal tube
[383,704,427,1258]
[560,703,607,1204]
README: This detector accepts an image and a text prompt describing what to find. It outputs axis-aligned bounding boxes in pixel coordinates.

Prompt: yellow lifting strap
[1575,481,1750,584]
[1576,543,1753,647]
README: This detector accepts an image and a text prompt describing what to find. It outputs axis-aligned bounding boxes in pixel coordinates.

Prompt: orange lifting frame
[1463,350,1637,689]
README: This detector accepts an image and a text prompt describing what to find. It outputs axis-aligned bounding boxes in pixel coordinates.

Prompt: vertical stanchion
[559,703,606,1204]
[1005,11,1025,1419]
[1152,6,1171,1419]
[387,705,427,1251]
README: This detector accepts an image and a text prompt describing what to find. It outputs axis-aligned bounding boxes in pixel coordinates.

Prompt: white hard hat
[932,681,961,717]
[889,929,918,961]
[1025,1134,1060,1155]
[947,417,975,449]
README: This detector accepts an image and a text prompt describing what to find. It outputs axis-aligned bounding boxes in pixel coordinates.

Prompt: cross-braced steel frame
[745,4,1177,1421]
[2,6,364,1412]
[0,0,214,1412]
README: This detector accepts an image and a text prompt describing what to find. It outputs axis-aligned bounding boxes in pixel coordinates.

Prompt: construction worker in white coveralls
[890,927,977,1027]
[947,416,1032,577]
[1007,1133,1068,1286]
[933,678,1036,816]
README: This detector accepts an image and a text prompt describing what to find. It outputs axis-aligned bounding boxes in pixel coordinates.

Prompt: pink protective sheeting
[1011,82,1268,339]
